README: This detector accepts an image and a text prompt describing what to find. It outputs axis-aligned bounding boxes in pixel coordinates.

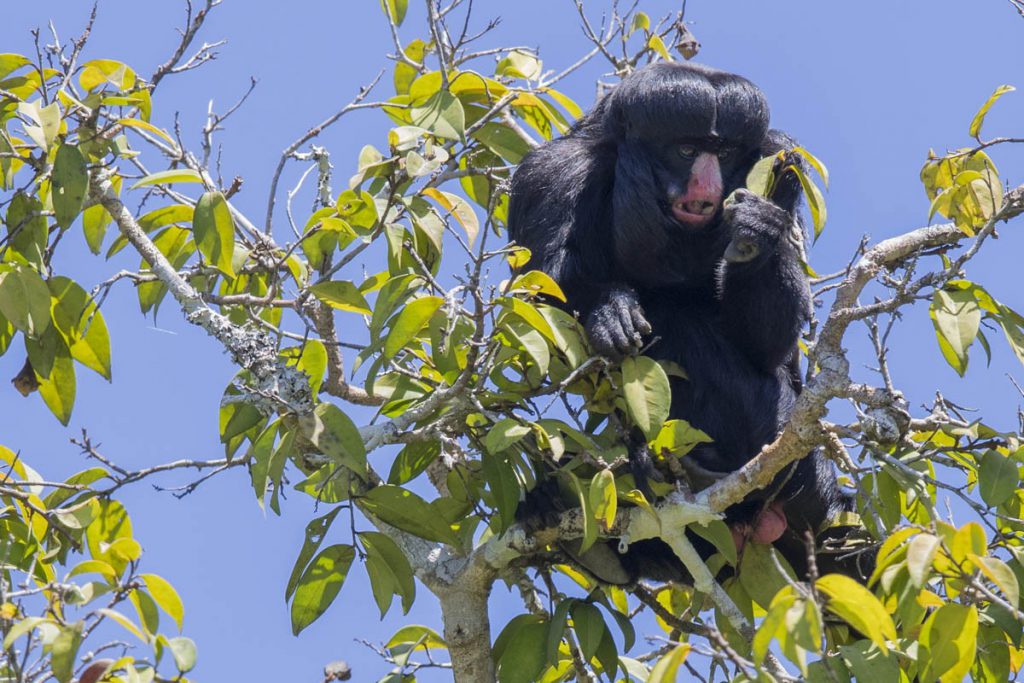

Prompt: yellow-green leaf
[384,295,443,358]
[648,644,691,683]
[969,85,1015,140]
[379,0,408,26]
[309,280,371,314]
[509,270,566,302]
[816,574,896,654]
[140,574,185,631]
[117,118,176,145]
[919,603,978,683]
[128,169,203,190]
[589,469,617,530]
[193,191,236,277]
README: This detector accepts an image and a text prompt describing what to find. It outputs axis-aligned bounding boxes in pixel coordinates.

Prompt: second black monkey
[508,62,867,584]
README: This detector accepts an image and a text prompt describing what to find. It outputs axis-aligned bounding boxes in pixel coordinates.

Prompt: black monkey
[508,62,869,584]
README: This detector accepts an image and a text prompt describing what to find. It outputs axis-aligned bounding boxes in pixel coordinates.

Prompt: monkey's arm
[508,134,649,358]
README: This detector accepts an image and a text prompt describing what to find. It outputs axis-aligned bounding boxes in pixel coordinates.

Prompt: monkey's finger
[631,308,652,337]
[611,297,644,348]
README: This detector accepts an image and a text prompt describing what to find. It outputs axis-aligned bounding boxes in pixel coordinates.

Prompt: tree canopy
[3,1,1024,682]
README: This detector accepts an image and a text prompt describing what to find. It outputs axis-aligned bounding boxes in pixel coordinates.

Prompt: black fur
[508,62,870,584]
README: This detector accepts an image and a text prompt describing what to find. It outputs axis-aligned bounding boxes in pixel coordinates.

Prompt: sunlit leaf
[969,85,1015,139]
[193,191,236,277]
[421,187,479,246]
[128,169,203,190]
[384,295,443,358]
[816,574,896,654]
[621,356,671,439]
[930,288,981,376]
[309,280,371,314]
[290,544,356,635]
[919,603,978,683]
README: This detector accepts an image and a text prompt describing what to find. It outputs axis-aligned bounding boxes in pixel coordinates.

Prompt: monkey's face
[654,138,752,231]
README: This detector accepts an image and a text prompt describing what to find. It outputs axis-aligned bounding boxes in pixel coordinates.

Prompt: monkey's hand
[585,285,652,359]
[722,189,802,265]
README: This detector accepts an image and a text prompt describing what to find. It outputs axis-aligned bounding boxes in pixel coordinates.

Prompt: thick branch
[89,171,311,414]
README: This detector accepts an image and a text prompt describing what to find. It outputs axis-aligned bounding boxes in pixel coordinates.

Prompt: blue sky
[4,1,1024,681]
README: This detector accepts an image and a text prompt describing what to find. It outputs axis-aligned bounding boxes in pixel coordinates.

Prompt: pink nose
[687,152,723,204]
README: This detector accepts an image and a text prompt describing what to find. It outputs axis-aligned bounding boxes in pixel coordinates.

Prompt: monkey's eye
[678,144,698,159]
[718,147,735,160]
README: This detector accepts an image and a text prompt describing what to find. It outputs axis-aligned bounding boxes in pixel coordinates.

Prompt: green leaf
[287,507,342,601]
[589,469,617,530]
[140,574,185,631]
[360,485,459,545]
[49,276,112,380]
[51,144,89,229]
[37,339,76,425]
[411,90,466,141]
[978,449,1018,507]
[689,520,737,566]
[919,603,978,683]
[360,531,416,617]
[388,440,441,485]
[128,168,203,190]
[482,449,521,531]
[815,574,896,654]
[384,295,443,358]
[569,602,606,661]
[50,623,84,683]
[0,265,51,338]
[300,402,367,476]
[621,356,671,439]
[930,289,981,376]
[309,280,371,314]
[290,544,356,635]
[494,616,548,683]
[379,0,408,26]
[166,636,198,672]
[839,642,900,682]
[5,192,48,270]
[485,418,532,454]
[130,588,160,636]
[969,85,1015,139]
[193,191,236,277]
